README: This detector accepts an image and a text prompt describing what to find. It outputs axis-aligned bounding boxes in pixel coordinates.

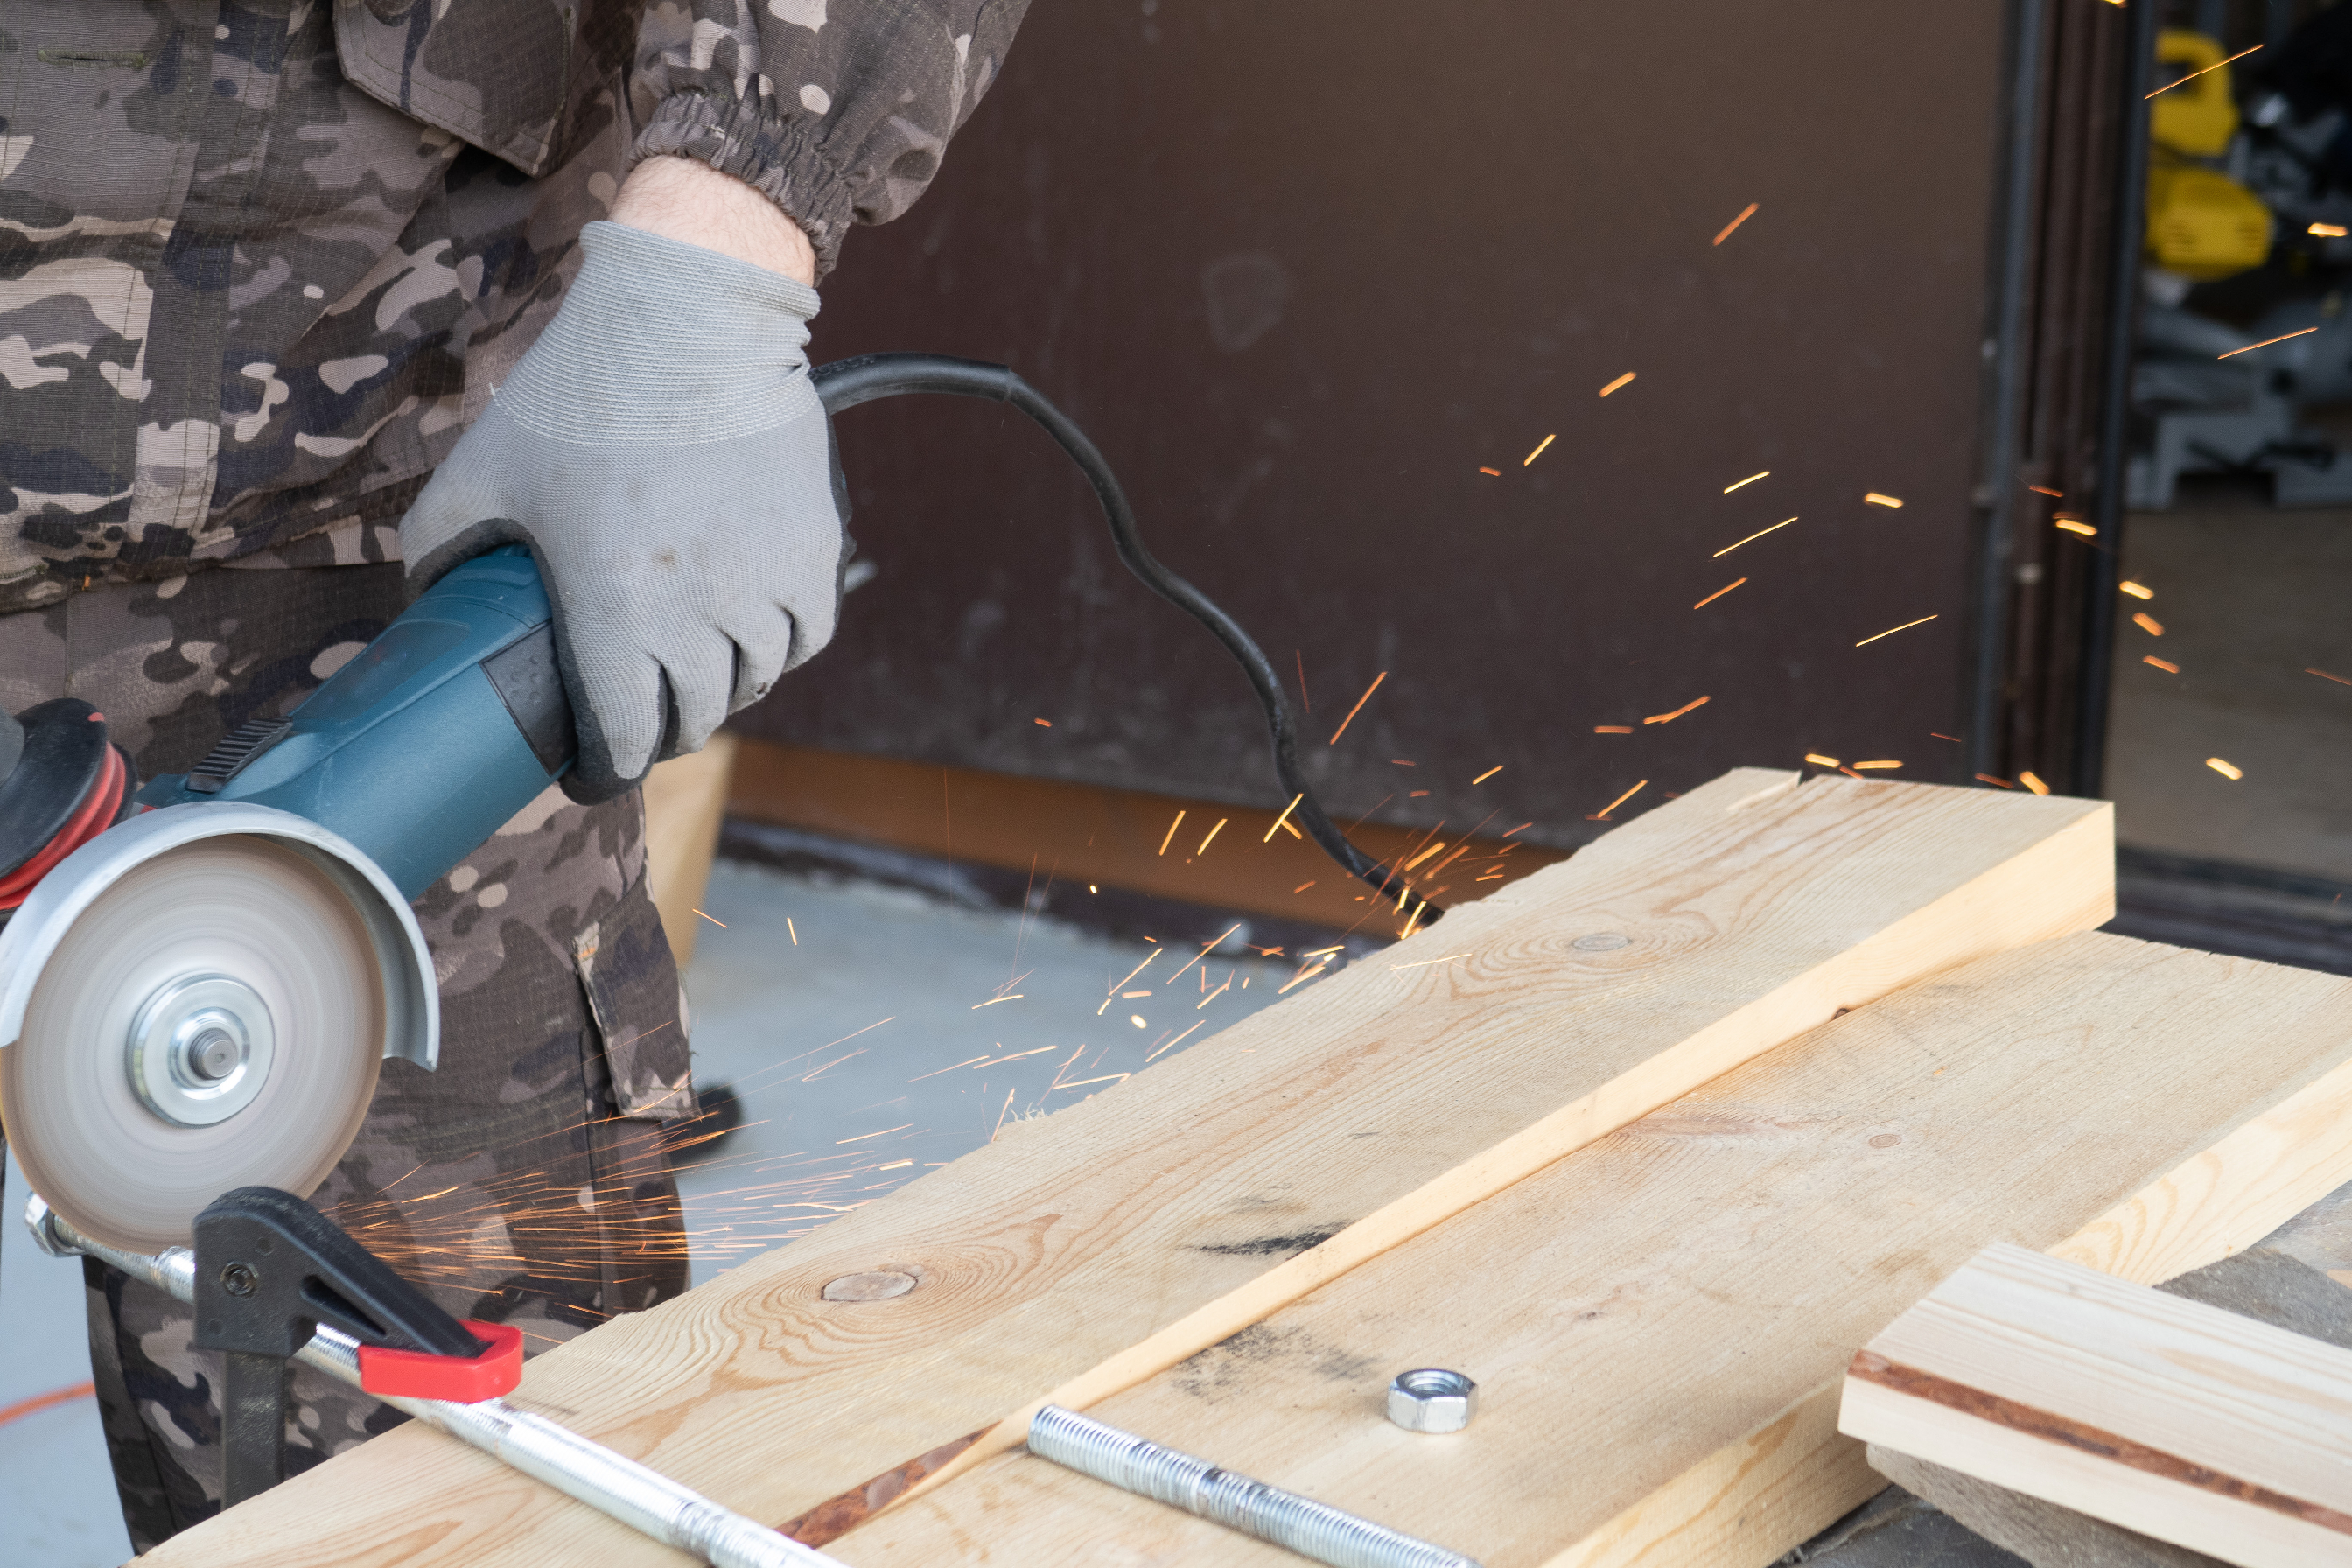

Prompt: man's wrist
[608,155,819,287]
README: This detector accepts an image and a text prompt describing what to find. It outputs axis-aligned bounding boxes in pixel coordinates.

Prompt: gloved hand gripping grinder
[0,354,1427,1260]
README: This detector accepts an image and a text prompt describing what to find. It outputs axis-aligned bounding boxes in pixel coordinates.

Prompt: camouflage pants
[0,562,692,1551]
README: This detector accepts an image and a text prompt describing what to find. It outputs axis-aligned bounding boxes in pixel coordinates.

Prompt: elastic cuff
[634,93,857,279]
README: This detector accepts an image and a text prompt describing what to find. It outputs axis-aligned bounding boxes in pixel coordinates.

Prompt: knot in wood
[1572,932,1632,952]
[823,1269,920,1302]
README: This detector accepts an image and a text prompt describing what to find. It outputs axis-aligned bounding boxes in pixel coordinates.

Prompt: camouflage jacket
[0,0,1026,614]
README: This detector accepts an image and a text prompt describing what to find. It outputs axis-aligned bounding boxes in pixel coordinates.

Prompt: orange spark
[2148,43,2261,98]
[1262,792,1305,842]
[1712,202,1759,245]
[990,1089,1016,1141]
[1278,962,1330,995]
[1851,760,1902,771]
[1724,470,1768,493]
[1157,809,1185,856]
[1472,764,1503,784]
[1977,773,2013,788]
[1146,1022,1206,1061]
[876,1160,914,1171]
[1523,433,1557,466]
[2055,516,2097,536]
[1402,841,1448,873]
[2207,757,2244,780]
[1856,614,1937,647]
[1598,372,1637,396]
[2028,484,2064,497]
[2313,223,2350,238]
[1713,516,1796,556]
[693,908,725,927]
[1033,716,1052,726]
[1391,758,1416,766]
[2019,771,2051,795]
[1643,695,1710,725]
[1693,577,1746,609]
[1293,878,1316,893]
[1804,753,1840,767]
[836,1122,914,1144]
[969,994,1024,1009]
[1169,924,1241,984]
[1593,724,1633,734]
[1296,649,1311,712]
[2120,580,2153,599]
[2145,656,2180,673]
[1931,731,1961,742]
[2309,667,2352,685]
[1864,492,1904,509]
[1478,466,1501,476]
[2219,326,2317,359]
[1196,817,1228,856]
[1592,779,1648,819]
[2132,612,2164,636]
[1328,672,1387,744]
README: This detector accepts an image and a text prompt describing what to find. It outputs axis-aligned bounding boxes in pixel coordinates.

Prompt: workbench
[144,771,2352,1567]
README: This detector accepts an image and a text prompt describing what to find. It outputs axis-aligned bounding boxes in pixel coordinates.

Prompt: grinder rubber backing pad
[3,836,383,1253]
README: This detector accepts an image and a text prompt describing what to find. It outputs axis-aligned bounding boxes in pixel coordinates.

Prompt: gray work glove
[400,220,846,803]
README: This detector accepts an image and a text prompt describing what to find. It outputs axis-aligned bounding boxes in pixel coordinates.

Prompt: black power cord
[814,352,1438,922]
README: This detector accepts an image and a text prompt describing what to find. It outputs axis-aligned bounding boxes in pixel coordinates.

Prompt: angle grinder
[0,354,1428,1260]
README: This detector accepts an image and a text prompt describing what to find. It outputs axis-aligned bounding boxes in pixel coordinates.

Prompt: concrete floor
[2104,486,2352,882]
[0,855,1298,1563]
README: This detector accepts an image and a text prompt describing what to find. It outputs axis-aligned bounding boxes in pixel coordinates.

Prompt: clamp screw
[220,1261,259,1298]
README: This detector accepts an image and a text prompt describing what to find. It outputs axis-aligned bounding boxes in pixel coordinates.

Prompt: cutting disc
[4,834,384,1253]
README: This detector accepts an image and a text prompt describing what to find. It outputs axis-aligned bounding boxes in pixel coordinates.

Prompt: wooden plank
[831,933,2352,1568]
[142,771,2110,1565]
[1842,1242,2352,1568]
[642,732,739,967]
[725,737,1568,932]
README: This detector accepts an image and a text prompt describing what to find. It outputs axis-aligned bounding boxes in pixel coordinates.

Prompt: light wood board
[835,932,2352,1568]
[642,732,739,968]
[144,770,2110,1565]
[1844,1242,2352,1568]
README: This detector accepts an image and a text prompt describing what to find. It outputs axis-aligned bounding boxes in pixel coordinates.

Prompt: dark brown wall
[736,1,2015,849]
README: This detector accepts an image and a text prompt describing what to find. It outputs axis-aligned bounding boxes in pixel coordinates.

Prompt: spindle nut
[1386,1368,1476,1433]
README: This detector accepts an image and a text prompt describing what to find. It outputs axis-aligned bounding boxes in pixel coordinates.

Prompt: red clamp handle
[357,1319,522,1403]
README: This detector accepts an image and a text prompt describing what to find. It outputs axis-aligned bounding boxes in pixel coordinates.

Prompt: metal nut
[1386,1368,1476,1433]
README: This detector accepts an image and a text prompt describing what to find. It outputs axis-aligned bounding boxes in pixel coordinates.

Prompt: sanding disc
[4,835,384,1253]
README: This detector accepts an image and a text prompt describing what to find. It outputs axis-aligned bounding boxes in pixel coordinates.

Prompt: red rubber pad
[357,1320,522,1403]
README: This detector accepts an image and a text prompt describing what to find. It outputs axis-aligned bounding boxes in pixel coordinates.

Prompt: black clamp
[191,1187,521,1506]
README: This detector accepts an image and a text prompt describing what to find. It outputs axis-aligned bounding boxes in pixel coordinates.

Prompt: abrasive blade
[3,835,383,1253]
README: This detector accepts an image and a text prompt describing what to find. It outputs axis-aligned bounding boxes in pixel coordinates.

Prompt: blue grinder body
[136,549,573,901]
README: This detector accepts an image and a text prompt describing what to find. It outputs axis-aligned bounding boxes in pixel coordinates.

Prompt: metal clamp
[1028,1404,1481,1568]
[26,1194,837,1568]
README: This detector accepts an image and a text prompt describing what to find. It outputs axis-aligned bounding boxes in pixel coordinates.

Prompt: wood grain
[1842,1242,2352,1567]
[832,934,2352,1568]
[142,771,2109,1566]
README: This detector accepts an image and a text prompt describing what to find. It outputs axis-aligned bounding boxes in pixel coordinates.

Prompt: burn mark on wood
[1847,1351,2352,1535]
[1191,1226,1344,1258]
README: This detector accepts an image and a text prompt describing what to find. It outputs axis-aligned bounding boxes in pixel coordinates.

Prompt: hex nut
[1387,1367,1477,1433]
